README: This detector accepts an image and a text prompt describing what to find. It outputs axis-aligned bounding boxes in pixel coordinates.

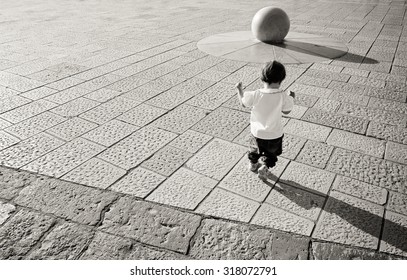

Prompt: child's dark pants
[248,135,283,168]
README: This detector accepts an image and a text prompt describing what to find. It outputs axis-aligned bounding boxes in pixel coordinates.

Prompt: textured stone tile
[218,157,271,202]
[0,118,11,130]
[0,210,55,259]
[20,87,58,100]
[15,177,117,226]
[26,222,94,260]
[387,191,407,216]
[312,242,395,260]
[251,203,314,236]
[288,83,332,98]
[186,138,246,180]
[380,211,407,257]
[313,191,384,249]
[0,167,41,200]
[62,158,126,189]
[368,97,407,115]
[98,126,176,170]
[333,176,388,205]
[147,168,216,209]
[303,108,369,134]
[0,202,15,225]
[1,99,57,124]
[106,75,149,92]
[296,76,331,88]
[117,103,167,126]
[385,141,407,165]
[195,68,230,82]
[284,119,332,142]
[46,77,85,91]
[192,107,249,141]
[45,87,90,104]
[196,188,259,223]
[327,148,407,194]
[220,66,259,85]
[80,231,186,260]
[313,98,340,112]
[363,86,406,102]
[294,93,319,108]
[186,82,235,110]
[284,105,308,119]
[152,104,209,134]
[99,197,201,253]
[304,68,350,82]
[84,88,122,102]
[110,167,166,198]
[341,67,369,77]
[281,134,306,160]
[327,129,385,158]
[51,97,99,118]
[337,103,407,127]
[328,90,370,106]
[168,129,212,154]
[280,161,335,194]
[23,138,104,177]
[296,140,333,169]
[78,74,123,91]
[121,86,162,102]
[0,131,19,150]
[266,183,325,221]
[367,122,407,144]
[46,117,98,141]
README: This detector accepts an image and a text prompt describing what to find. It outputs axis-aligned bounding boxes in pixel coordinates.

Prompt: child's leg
[248,136,261,164]
[261,135,284,168]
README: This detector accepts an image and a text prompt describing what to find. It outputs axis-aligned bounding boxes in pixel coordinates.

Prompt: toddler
[236,60,295,181]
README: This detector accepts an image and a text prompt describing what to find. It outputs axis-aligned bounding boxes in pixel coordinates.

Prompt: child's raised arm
[235,82,246,107]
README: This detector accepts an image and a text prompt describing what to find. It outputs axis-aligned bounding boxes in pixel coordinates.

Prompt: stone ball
[251,7,290,43]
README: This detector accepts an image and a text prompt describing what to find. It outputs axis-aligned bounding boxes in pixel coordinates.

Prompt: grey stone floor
[0,0,406,259]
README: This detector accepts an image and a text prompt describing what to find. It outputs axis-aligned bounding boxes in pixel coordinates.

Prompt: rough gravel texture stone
[385,141,407,164]
[0,202,16,225]
[284,119,332,142]
[380,211,407,257]
[312,242,396,260]
[296,140,334,169]
[367,122,407,144]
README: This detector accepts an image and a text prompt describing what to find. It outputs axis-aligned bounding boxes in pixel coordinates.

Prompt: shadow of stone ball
[251,7,290,43]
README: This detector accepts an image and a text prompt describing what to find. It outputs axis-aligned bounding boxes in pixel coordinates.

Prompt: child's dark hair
[261,61,286,84]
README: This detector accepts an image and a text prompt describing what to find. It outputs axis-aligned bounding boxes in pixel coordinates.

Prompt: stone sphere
[251,7,290,43]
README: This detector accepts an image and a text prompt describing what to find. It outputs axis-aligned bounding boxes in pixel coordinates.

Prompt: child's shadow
[265,175,407,256]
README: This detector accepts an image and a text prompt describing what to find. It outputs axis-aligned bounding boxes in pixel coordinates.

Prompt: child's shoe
[248,162,260,172]
[258,165,271,181]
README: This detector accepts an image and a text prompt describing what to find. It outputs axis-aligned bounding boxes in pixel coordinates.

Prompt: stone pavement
[0,0,406,259]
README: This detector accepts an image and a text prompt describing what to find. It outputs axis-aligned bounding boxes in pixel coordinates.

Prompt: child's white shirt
[241,88,294,140]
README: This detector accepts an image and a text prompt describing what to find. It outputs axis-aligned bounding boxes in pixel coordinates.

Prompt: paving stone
[106,75,149,93]
[23,137,104,178]
[0,99,57,124]
[196,188,259,223]
[26,222,94,260]
[110,167,166,198]
[283,119,332,142]
[284,105,308,119]
[84,88,122,102]
[78,74,123,91]
[328,90,370,106]
[380,211,407,257]
[0,118,11,130]
[0,209,55,259]
[186,138,246,180]
[195,68,230,82]
[99,197,201,253]
[281,134,306,160]
[141,146,192,177]
[0,202,15,225]
[327,148,407,194]
[0,131,19,150]
[80,231,186,260]
[387,191,407,216]
[303,69,350,82]
[368,97,407,115]
[280,161,335,195]
[152,104,209,134]
[367,122,407,144]
[217,65,259,86]
[313,191,384,249]
[186,82,235,110]
[192,107,249,141]
[294,93,319,108]
[98,126,176,170]
[20,87,58,100]
[0,166,42,200]
[302,108,368,134]
[251,203,314,236]
[385,141,407,164]
[168,129,212,154]
[341,67,369,77]
[211,60,246,73]
[147,168,216,210]
[312,242,395,260]
[15,177,117,226]
[117,103,167,127]
[288,83,332,98]
[266,183,325,221]
[45,87,90,105]
[46,117,98,141]
[313,98,340,112]
[121,86,162,102]
[363,86,406,102]
[46,77,85,91]
[51,97,100,118]
[296,140,333,169]
[296,76,331,88]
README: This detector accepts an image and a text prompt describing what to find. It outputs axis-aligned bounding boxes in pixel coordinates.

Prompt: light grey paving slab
[0,131,19,151]
[0,99,57,124]
[62,158,127,189]
[341,67,370,78]
[294,93,319,108]
[45,87,90,104]
[99,196,201,254]
[327,129,385,158]
[266,183,325,221]
[367,122,407,144]
[284,119,332,142]
[312,242,396,260]
[327,148,407,194]
[288,83,332,98]
[82,119,138,147]
[152,104,209,134]
[385,141,407,164]
[313,98,340,112]
[141,146,192,177]
[363,86,406,102]
[185,138,246,180]
[328,90,370,106]
[348,76,386,88]
[50,97,99,118]
[20,87,58,100]
[0,118,11,130]
[296,76,331,88]
[0,209,55,259]
[22,137,104,178]
[15,177,117,226]
[332,176,388,205]
[303,68,350,82]
[380,211,407,257]
[46,117,98,141]
[218,157,271,202]
[144,86,194,110]
[280,161,335,194]
[0,72,45,92]
[26,222,94,260]
[281,134,306,160]
[387,191,407,216]
[78,74,123,91]
[110,167,166,198]
[83,87,122,103]
[313,191,384,250]
[98,126,176,170]
[251,203,314,236]
[192,107,249,141]
[0,202,15,225]
[186,82,235,110]
[121,86,163,102]
[296,140,334,169]
[284,105,308,119]
[168,129,212,154]
[46,77,85,91]
[117,103,167,127]
[147,167,216,210]
[368,98,407,115]
[0,95,31,114]
[196,188,259,223]
[106,75,149,93]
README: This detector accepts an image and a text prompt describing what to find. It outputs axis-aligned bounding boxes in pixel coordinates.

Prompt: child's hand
[235,82,243,90]
[289,91,295,99]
